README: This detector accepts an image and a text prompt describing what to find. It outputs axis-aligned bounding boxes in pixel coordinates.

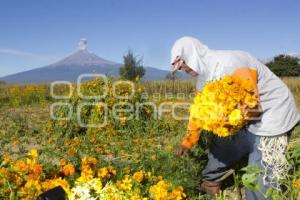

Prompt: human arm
[175,120,202,156]
[232,67,262,119]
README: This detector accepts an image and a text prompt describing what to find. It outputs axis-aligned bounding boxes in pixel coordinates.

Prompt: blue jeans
[202,129,291,200]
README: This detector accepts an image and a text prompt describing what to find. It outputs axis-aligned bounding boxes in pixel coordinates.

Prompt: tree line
[265,55,300,76]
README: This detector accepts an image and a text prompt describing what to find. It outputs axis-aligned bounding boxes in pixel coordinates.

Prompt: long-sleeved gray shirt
[197,50,300,136]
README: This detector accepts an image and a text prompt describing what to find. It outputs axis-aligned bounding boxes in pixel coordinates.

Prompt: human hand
[175,145,189,157]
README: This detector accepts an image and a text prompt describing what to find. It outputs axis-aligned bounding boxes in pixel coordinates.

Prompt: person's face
[172,58,199,77]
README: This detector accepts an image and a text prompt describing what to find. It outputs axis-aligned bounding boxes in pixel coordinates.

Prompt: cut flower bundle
[189,75,259,137]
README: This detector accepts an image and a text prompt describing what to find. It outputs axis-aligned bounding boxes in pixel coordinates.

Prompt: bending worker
[171,36,300,199]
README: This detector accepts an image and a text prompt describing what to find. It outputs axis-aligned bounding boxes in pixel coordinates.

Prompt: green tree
[0,80,6,85]
[165,72,178,80]
[119,50,145,80]
[266,55,300,76]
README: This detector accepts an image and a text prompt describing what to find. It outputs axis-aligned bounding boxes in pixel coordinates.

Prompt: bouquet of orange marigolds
[189,75,259,137]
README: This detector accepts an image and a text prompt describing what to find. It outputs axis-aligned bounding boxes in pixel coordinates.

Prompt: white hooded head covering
[171,36,224,90]
[171,36,209,77]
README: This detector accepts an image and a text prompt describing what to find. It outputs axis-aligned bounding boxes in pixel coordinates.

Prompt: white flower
[69,184,96,200]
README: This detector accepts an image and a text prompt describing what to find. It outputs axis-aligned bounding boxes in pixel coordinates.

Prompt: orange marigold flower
[15,160,28,172]
[61,164,75,177]
[13,174,23,186]
[67,148,77,156]
[59,159,67,166]
[107,165,116,177]
[28,164,42,180]
[133,170,144,183]
[88,157,97,165]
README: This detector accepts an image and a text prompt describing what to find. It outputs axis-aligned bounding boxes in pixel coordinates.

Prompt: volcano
[0,39,180,83]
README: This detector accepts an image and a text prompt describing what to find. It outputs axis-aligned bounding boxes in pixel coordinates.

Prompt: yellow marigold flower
[67,147,76,156]
[22,179,42,198]
[149,180,169,200]
[120,117,126,126]
[90,137,97,143]
[228,109,243,126]
[170,186,186,200]
[133,170,144,183]
[0,167,9,178]
[28,149,38,159]
[75,174,93,185]
[130,194,144,200]
[82,157,97,165]
[2,154,12,164]
[123,167,131,174]
[87,178,103,192]
[42,178,71,197]
[244,94,258,108]
[151,155,157,161]
[116,180,122,188]
[120,175,132,191]
[98,167,108,178]
[108,165,117,176]
[166,144,174,152]
[293,179,300,188]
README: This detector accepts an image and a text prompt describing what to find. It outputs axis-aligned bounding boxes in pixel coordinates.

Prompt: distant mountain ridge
[1,39,189,83]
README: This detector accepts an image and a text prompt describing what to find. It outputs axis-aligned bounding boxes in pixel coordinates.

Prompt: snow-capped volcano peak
[49,38,118,67]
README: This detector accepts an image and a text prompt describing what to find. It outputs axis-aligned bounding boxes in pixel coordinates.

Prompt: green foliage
[119,50,145,81]
[165,72,179,80]
[48,77,153,138]
[0,84,52,107]
[266,55,300,76]
[240,144,300,200]
[241,166,262,191]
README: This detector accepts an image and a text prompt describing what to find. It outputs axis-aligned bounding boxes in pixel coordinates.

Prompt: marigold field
[0,77,299,199]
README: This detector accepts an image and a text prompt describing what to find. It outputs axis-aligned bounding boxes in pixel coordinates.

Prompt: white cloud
[0,48,54,61]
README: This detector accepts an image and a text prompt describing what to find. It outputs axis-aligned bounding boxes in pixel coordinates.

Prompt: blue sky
[0,0,299,76]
